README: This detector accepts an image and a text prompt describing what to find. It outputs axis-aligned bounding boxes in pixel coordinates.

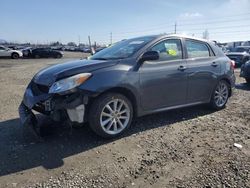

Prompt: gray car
[19,34,236,138]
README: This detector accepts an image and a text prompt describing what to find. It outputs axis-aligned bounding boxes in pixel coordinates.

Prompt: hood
[33,59,117,86]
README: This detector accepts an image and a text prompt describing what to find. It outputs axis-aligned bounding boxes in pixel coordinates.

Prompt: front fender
[78,66,141,113]
[79,65,139,94]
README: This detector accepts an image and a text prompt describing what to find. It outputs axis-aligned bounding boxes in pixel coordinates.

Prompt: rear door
[185,39,220,103]
[139,38,188,110]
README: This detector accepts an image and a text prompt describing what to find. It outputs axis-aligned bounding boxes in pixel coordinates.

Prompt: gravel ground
[0,53,249,188]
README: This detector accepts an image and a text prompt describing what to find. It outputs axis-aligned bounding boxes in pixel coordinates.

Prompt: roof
[162,34,210,42]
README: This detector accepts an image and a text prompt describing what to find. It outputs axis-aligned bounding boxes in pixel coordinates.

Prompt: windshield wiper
[91,57,108,60]
[92,57,127,60]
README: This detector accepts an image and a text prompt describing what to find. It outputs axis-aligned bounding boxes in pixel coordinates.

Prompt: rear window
[186,40,210,58]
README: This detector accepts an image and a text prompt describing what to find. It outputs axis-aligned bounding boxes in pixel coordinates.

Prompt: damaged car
[19,34,236,139]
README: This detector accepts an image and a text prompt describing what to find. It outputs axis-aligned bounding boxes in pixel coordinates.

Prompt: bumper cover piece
[66,104,85,123]
[18,102,40,136]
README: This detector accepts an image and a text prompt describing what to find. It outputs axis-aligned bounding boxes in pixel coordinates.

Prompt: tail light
[230,60,235,70]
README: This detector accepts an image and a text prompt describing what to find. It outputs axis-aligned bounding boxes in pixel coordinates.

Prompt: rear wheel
[210,80,230,110]
[89,93,133,138]
[34,54,40,58]
[246,78,250,84]
[55,54,62,58]
[11,53,19,59]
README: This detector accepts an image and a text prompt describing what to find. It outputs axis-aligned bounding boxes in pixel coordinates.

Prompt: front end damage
[19,81,91,137]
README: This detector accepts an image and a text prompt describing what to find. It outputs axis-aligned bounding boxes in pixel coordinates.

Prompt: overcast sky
[1,0,250,44]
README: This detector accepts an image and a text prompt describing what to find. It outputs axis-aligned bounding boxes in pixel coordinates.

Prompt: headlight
[49,73,92,94]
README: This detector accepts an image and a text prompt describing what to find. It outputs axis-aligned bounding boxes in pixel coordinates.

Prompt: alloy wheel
[214,82,229,107]
[100,99,130,135]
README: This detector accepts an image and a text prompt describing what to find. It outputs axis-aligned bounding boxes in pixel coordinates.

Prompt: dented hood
[33,59,117,86]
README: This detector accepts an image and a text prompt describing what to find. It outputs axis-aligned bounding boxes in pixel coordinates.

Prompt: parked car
[21,47,33,58]
[31,48,63,58]
[0,45,23,59]
[226,52,250,67]
[95,47,107,53]
[82,48,91,53]
[234,46,250,53]
[240,60,250,84]
[19,34,235,139]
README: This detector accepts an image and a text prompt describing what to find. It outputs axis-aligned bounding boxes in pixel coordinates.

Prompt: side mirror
[141,51,159,61]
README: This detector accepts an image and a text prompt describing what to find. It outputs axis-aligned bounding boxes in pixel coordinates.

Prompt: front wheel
[55,54,62,58]
[210,80,230,110]
[11,53,19,59]
[88,93,133,138]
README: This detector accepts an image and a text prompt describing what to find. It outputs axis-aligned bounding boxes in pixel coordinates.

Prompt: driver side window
[150,39,183,61]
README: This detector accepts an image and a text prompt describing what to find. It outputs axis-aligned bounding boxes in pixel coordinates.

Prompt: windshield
[91,36,155,60]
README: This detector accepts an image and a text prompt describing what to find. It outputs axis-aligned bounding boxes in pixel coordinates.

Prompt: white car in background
[0,45,23,59]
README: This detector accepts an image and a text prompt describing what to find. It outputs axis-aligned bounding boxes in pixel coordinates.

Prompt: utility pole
[88,35,94,55]
[78,35,81,45]
[110,32,113,45]
[88,35,92,48]
[174,22,177,34]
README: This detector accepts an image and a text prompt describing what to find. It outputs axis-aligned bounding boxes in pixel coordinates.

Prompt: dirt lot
[0,52,249,188]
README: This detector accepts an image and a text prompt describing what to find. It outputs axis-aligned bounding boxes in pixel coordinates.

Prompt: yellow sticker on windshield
[167,49,177,56]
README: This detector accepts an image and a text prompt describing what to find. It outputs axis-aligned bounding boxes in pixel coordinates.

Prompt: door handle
[178,65,187,71]
[211,62,218,67]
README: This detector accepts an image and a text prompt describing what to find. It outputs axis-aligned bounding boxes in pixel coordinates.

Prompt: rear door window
[186,40,210,58]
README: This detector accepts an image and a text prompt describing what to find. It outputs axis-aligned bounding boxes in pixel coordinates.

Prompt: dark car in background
[235,46,250,53]
[226,52,250,67]
[95,47,107,53]
[31,48,63,58]
[240,60,250,84]
[19,34,235,139]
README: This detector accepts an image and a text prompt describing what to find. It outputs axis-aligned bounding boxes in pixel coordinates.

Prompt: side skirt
[138,101,208,117]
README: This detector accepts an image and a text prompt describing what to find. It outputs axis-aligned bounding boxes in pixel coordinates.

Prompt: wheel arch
[11,52,19,57]
[219,78,232,97]
[88,86,139,118]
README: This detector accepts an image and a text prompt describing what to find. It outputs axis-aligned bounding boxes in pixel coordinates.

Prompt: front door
[0,46,8,57]
[139,39,188,111]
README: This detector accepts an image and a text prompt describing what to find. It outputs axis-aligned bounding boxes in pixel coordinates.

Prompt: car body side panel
[0,49,10,57]
[139,60,188,110]
[186,57,221,103]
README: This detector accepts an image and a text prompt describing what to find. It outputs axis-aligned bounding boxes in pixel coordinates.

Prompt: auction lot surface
[0,52,249,188]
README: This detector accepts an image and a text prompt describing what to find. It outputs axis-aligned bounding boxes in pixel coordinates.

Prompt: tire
[11,53,19,59]
[210,80,230,110]
[88,93,133,138]
[246,78,250,84]
[55,54,62,58]
[34,54,40,59]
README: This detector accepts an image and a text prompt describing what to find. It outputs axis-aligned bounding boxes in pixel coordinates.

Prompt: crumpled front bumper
[18,86,52,136]
[18,102,41,136]
[19,83,90,137]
